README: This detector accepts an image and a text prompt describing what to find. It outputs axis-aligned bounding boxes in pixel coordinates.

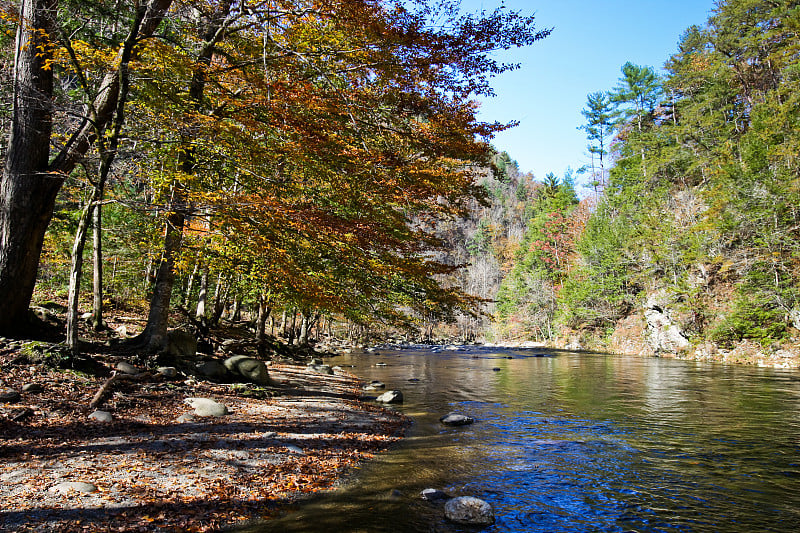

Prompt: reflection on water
[240,347,800,532]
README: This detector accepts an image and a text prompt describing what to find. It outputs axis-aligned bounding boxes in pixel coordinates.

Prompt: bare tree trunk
[135,208,184,351]
[288,307,297,345]
[298,311,309,346]
[256,295,270,357]
[66,200,94,351]
[183,261,199,307]
[230,294,242,322]
[210,271,227,326]
[195,264,208,324]
[91,201,103,331]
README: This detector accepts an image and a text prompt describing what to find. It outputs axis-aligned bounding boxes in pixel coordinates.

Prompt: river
[242,346,800,532]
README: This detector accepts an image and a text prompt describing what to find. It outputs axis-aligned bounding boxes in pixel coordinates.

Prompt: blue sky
[464,0,717,188]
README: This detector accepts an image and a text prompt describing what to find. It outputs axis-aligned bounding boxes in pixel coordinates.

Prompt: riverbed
[244,346,800,532]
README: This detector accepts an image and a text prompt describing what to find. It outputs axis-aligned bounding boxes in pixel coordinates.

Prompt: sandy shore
[0,361,407,532]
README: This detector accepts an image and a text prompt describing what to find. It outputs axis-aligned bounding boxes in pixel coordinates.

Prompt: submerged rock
[444,496,495,526]
[439,413,474,426]
[307,363,334,375]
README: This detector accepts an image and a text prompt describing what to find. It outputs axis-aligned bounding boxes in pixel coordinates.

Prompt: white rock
[88,410,113,422]
[49,481,97,494]
[184,397,228,417]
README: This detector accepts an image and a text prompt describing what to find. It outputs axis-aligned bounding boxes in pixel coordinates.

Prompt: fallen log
[89,370,156,409]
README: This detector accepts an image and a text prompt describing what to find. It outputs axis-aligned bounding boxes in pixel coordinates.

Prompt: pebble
[0,389,21,403]
[49,481,98,494]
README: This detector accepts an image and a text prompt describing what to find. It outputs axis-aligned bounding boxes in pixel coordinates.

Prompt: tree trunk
[0,0,58,333]
[66,199,94,352]
[210,271,227,326]
[135,208,184,351]
[133,1,233,351]
[298,311,309,346]
[91,200,103,331]
[288,308,297,345]
[256,295,270,357]
[183,261,199,307]
[195,264,208,324]
[230,294,242,322]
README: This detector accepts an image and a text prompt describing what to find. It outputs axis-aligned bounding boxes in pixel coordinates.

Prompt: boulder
[195,360,228,380]
[444,496,495,526]
[184,397,228,417]
[165,329,197,358]
[224,355,270,384]
[375,390,403,404]
[22,383,44,393]
[645,307,690,353]
[175,413,197,423]
[439,413,474,426]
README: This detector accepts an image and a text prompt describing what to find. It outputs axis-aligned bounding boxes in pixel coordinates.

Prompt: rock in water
[444,496,495,526]
[224,355,270,384]
[439,412,474,426]
[184,397,229,417]
[375,390,403,404]
[420,488,449,501]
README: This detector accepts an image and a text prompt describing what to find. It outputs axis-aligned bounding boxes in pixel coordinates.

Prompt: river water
[244,346,800,532]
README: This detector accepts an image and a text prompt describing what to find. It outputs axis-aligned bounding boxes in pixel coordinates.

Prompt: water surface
[244,347,800,532]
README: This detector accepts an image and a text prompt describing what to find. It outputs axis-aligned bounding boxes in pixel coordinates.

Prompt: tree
[579,91,613,192]
[0,0,173,334]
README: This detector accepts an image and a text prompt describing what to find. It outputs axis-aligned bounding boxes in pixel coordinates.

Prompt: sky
[463,0,717,188]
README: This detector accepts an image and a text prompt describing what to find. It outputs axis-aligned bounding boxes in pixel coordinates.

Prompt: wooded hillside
[474,0,800,364]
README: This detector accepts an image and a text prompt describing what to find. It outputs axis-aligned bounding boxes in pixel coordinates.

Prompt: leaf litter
[0,358,407,532]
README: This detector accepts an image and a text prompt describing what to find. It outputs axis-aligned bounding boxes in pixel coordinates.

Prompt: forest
[0,0,548,353]
[460,0,800,364]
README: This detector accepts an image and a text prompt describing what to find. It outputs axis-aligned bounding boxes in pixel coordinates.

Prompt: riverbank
[0,353,407,532]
